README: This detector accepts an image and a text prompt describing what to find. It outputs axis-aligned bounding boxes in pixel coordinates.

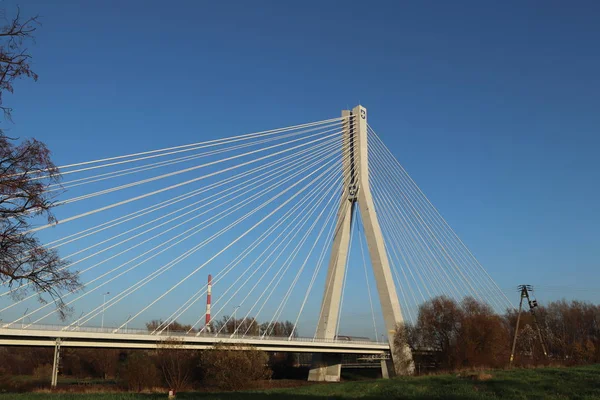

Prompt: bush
[119,351,161,392]
[32,364,53,381]
[457,297,509,368]
[200,343,271,390]
[404,296,510,370]
[0,366,14,390]
[539,300,600,365]
[156,339,199,392]
[401,296,600,371]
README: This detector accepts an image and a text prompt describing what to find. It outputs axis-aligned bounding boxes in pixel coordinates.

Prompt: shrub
[457,297,509,368]
[156,339,199,392]
[32,364,53,381]
[119,351,161,392]
[404,296,511,370]
[539,300,600,365]
[200,343,271,390]
[0,366,14,390]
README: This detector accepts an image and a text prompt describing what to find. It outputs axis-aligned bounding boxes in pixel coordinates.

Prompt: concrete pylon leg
[354,105,414,375]
[314,200,354,340]
[308,353,343,382]
[309,110,354,383]
[310,105,414,382]
[380,359,390,379]
[308,199,354,382]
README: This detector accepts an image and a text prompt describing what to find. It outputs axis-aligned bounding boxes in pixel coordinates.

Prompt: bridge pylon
[308,105,414,382]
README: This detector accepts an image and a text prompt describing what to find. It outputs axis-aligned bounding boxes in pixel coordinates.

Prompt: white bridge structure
[0,106,512,384]
[0,324,387,354]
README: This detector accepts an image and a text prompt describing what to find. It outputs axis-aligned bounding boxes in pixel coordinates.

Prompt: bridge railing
[0,322,384,345]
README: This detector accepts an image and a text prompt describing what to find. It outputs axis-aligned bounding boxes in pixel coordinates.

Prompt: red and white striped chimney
[205,274,212,330]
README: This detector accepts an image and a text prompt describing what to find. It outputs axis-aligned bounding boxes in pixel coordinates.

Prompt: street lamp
[75,311,85,330]
[101,292,110,329]
[124,314,131,332]
[232,305,240,337]
[22,308,28,329]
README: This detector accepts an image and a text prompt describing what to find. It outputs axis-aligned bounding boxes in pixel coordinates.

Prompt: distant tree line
[0,343,275,392]
[0,317,297,392]
[145,316,297,337]
[3,298,599,392]
[397,296,600,372]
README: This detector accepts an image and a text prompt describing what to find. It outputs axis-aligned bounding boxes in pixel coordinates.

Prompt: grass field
[2,364,599,399]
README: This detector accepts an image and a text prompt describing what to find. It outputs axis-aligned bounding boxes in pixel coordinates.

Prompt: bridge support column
[308,109,354,383]
[309,106,414,382]
[380,359,390,379]
[51,338,61,388]
[307,353,342,382]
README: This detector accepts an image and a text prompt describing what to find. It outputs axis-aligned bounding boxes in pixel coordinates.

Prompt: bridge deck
[0,323,389,354]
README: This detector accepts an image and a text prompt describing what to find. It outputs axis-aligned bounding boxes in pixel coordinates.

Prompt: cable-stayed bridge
[0,106,511,382]
[0,323,389,354]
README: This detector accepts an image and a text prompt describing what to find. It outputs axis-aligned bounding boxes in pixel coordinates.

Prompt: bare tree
[120,351,161,392]
[0,7,80,316]
[415,296,464,369]
[156,339,198,392]
[457,297,509,368]
[200,343,271,390]
[0,7,39,124]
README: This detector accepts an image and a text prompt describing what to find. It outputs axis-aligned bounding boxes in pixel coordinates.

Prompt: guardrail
[0,322,385,345]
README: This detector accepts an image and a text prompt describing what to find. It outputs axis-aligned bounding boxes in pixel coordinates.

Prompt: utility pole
[509,284,548,365]
[51,338,61,388]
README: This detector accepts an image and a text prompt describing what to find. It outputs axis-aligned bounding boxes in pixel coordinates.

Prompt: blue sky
[1,1,599,334]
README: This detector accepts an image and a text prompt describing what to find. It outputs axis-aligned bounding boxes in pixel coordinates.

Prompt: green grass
[2,364,600,400]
